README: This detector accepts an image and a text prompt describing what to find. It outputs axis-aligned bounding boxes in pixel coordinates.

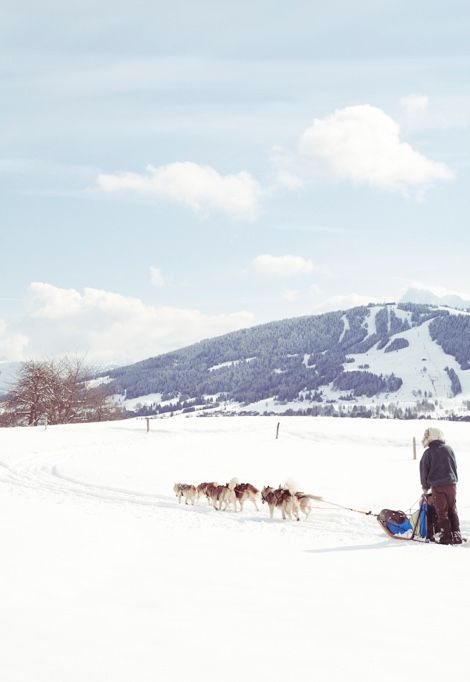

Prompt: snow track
[0,424,377,544]
[1,416,469,539]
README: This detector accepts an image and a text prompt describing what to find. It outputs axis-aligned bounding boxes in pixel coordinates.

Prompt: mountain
[104,302,470,418]
[400,287,470,311]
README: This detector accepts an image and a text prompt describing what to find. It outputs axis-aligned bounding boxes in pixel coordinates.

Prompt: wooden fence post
[146,417,150,433]
[413,437,417,460]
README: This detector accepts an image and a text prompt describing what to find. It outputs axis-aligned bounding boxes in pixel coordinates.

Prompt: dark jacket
[420,441,458,489]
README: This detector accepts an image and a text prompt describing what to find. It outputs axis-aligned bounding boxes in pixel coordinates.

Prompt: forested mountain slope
[104,303,470,417]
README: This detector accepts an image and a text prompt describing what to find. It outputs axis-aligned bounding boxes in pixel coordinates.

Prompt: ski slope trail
[1,416,470,682]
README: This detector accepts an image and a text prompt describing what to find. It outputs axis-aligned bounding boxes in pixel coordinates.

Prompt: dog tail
[283,478,298,495]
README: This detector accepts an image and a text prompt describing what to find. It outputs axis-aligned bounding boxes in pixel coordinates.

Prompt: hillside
[104,302,470,418]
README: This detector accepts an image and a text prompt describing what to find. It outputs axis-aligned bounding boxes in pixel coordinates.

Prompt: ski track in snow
[1,417,470,544]
[0,428,378,546]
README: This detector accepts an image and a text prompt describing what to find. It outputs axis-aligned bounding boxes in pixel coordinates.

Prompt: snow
[1,416,470,682]
[123,392,165,409]
[339,313,350,342]
[393,307,412,325]
[302,352,314,368]
[84,375,112,389]
[343,319,470,405]
[208,357,256,372]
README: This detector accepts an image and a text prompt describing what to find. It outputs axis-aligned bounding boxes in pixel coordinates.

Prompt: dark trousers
[431,484,460,533]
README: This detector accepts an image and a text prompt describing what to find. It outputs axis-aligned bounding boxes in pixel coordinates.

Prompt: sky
[1,0,470,366]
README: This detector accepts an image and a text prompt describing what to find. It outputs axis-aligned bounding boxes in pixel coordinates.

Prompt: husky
[205,482,220,507]
[173,483,197,505]
[207,478,238,511]
[234,482,260,512]
[295,492,323,520]
[261,484,299,521]
[282,479,301,521]
[196,481,217,505]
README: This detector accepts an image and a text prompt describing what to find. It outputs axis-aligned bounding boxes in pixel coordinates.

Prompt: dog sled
[377,497,466,544]
[377,501,429,543]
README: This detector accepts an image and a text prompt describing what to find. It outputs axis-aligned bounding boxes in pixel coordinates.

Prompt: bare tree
[53,356,89,423]
[4,357,125,426]
[83,385,124,422]
[7,360,57,425]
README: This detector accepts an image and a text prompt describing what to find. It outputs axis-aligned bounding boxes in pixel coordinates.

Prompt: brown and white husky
[261,483,299,521]
[234,482,260,512]
[173,483,197,505]
[196,481,217,505]
[295,492,323,520]
[207,478,238,511]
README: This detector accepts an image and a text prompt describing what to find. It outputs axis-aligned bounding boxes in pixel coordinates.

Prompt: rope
[406,496,423,515]
[318,494,425,520]
[319,497,376,517]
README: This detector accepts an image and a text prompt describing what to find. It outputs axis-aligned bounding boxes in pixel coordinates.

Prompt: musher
[420,427,462,545]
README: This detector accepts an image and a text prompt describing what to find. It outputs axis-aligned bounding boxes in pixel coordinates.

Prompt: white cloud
[29,282,83,318]
[403,281,470,299]
[150,266,165,288]
[400,94,429,120]
[0,319,29,361]
[281,289,301,302]
[97,162,262,221]
[297,104,454,193]
[313,293,390,313]
[254,254,315,277]
[19,283,255,365]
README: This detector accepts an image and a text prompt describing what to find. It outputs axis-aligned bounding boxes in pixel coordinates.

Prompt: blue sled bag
[378,509,412,535]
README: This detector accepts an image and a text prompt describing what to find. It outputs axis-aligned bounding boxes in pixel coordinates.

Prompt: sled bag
[378,509,412,535]
[419,500,428,538]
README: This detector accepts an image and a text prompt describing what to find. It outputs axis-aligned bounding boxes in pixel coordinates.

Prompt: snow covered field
[1,416,470,682]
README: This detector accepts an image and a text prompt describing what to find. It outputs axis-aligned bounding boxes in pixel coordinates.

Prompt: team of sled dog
[173,478,322,521]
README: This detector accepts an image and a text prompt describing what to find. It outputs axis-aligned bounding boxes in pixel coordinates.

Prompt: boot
[448,509,462,544]
[437,519,452,545]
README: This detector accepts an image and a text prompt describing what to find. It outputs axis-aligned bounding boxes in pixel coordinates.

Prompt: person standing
[420,427,462,545]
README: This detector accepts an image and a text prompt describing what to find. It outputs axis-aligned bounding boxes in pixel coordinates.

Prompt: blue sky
[1,1,469,365]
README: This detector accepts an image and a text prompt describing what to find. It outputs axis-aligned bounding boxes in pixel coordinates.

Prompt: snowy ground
[1,416,470,682]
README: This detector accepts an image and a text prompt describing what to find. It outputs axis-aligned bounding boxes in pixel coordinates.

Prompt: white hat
[422,427,445,448]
